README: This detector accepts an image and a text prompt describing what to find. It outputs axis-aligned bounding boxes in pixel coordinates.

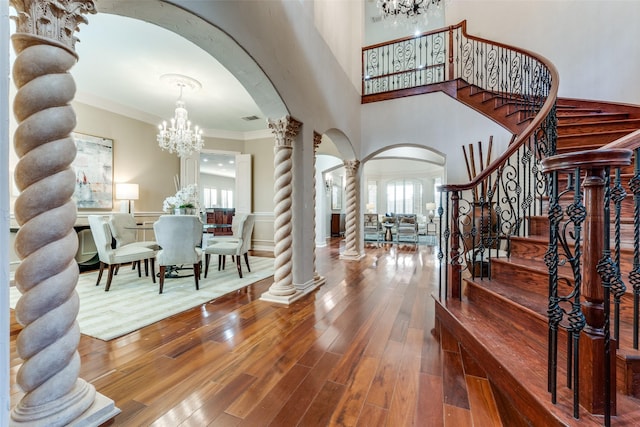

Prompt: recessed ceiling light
[218,163,223,167]
[229,160,234,164]
[203,158,208,162]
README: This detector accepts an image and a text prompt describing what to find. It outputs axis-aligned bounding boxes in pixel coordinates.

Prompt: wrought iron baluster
[596,167,614,427]
[631,148,640,349]
[611,168,627,341]
[545,169,562,404]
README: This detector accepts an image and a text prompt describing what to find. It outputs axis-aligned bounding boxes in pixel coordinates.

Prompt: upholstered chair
[88,215,157,291]
[108,212,161,274]
[153,215,203,294]
[363,213,382,243]
[204,214,255,278]
[108,213,159,250]
[206,212,247,246]
[395,214,419,244]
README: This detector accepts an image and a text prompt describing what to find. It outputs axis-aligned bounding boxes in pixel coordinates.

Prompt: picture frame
[71,132,114,209]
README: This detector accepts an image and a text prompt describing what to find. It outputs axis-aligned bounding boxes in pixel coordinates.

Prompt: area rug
[9,256,274,341]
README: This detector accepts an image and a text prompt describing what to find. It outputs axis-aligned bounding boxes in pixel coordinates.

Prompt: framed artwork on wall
[71,132,113,209]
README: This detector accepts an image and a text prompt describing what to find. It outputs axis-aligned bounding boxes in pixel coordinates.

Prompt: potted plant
[163,184,199,215]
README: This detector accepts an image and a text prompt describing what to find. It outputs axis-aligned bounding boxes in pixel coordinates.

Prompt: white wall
[446,0,640,105]
[361,92,511,185]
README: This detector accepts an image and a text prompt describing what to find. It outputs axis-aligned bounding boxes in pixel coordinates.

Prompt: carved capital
[268,115,302,148]
[344,159,360,176]
[10,0,96,54]
[313,131,322,154]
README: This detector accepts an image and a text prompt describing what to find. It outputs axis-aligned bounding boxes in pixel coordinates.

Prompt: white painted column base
[314,275,326,287]
[260,289,305,305]
[67,393,120,427]
[340,251,366,261]
[11,392,119,427]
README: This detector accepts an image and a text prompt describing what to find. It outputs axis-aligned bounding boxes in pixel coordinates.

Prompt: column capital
[313,131,322,154]
[10,0,96,55]
[344,159,360,176]
[268,115,302,148]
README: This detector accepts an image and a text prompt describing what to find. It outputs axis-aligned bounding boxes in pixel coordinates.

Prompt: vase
[174,208,184,215]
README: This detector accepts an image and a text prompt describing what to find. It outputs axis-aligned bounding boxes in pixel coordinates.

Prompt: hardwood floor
[10,239,506,426]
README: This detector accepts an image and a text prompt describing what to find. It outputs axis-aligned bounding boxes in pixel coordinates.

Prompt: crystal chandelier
[157,74,204,158]
[377,0,443,26]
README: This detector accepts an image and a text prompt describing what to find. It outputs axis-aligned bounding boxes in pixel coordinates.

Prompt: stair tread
[437,297,640,425]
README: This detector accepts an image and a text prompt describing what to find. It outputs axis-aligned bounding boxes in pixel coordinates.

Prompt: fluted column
[261,116,304,304]
[9,1,118,425]
[340,159,364,260]
[312,132,326,287]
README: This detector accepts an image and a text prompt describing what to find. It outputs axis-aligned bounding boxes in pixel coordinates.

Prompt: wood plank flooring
[9,239,505,426]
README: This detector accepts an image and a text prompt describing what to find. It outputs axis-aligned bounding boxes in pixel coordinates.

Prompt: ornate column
[261,116,304,304]
[312,131,326,287]
[9,1,118,425]
[340,159,365,261]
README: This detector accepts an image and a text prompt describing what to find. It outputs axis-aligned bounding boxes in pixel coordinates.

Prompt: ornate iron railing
[363,28,448,96]
[363,20,640,425]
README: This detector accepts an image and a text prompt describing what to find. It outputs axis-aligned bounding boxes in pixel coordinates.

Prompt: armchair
[204,214,255,278]
[363,213,382,243]
[88,215,157,291]
[396,214,419,244]
[153,215,204,294]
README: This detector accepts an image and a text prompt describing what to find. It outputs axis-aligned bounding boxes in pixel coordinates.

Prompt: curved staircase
[436,88,640,425]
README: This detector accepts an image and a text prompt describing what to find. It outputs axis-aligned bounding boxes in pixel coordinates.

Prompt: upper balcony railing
[364,20,640,425]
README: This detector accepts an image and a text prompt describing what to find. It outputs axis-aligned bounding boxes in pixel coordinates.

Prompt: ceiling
[39,12,268,137]
[8,8,445,180]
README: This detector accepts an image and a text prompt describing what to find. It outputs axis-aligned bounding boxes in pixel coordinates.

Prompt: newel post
[449,190,462,299]
[542,149,632,418]
[580,165,616,415]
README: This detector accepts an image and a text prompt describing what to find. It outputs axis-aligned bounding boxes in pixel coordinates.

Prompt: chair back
[153,215,202,266]
[237,214,255,254]
[364,213,379,230]
[108,213,138,247]
[231,213,248,238]
[88,215,113,263]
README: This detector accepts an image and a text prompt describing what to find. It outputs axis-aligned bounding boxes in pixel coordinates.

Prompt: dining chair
[108,213,160,250]
[207,213,246,245]
[108,212,160,275]
[153,215,203,294]
[204,214,255,278]
[88,215,158,291]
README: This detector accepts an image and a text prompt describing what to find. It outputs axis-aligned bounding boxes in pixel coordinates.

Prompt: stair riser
[558,113,630,124]
[509,238,548,260]
[490,259,553,293]
[558,130,634,148]
[558,121,640,136]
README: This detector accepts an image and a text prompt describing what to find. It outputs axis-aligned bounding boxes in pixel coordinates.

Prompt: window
[367,181,377,212]
[203,187,217,208]
[386,179,422,214]
[221,189,233,208]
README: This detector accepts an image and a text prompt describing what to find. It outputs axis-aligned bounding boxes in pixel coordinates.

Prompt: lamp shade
[115,183,139,200]
[425,202,436,211]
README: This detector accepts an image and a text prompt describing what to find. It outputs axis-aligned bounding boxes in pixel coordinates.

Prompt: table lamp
[425,202,436,223]
[115,183,139,214]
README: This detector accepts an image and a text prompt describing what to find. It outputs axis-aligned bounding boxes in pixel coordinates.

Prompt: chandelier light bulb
[377,0,444,27]
[157,74,204,158]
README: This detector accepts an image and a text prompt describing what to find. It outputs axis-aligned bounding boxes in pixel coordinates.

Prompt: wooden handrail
[439,21,560,193]
[602,128,640,150]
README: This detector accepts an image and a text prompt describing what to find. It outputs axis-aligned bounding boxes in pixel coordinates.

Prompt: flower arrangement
[163,184,199,212]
